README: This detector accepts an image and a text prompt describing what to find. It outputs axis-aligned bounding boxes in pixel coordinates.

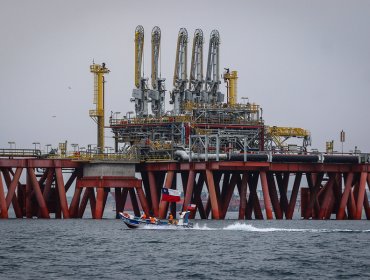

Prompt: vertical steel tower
[89,63,110,154]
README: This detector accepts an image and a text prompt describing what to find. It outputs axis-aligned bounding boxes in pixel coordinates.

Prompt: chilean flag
[187,204,196,211]
[161,188,181,202]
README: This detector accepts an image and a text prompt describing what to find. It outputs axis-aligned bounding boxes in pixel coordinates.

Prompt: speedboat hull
[119,212,193,229]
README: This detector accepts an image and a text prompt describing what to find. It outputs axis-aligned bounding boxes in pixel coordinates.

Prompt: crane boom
[131,25,149,117]
[151,26,160,90]
[171,28,188,115]
[205,30,223,104]
[189,29,204,103]
[149,26,166,117]
[134,25,144,89]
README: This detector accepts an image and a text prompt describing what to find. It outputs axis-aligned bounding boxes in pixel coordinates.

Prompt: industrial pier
[1,26,370,220]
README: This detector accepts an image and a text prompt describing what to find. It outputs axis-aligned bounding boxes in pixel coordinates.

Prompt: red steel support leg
[78,188,89,218]
[0,172,8,218]
[355,172,367,219]
[318,175,334,219]
[2,168,22,218]
[238,172,248,220]
[158,171,174,219]
[28,168,49,218]
[4,167,22,208]
[333,173,344,217]
[102,189,109,216]
[181,172,189,194]
[148,171,159,217]
[286,173,302,219]
[136,188,150,216]
[205,169,220,219]
[55,168,70,219]
[114,188,123,218]
[141,172,152,210]
[42,168,54,203]
[221,173,240,219]
[95,188,105,219]
[121,189,129,211]
[64,170,78,193]
[192,173,206,219]
[156,172,166,202]
[220,172,231,203]
[267,173,283,219]
[170,175,177,218]
[306,173,324,219]
[26,172,33,218]
[348,189,357,219]
[129,188,141,217]
[69,187,82,218]
[260,171,273,219]
[276,172,289,215]
[337,173,354,220]
[246,173,263,219]
[183,170,195,211]
[363,192,370,220]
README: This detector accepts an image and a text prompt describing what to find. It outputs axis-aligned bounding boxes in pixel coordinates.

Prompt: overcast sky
[1,0,370,153]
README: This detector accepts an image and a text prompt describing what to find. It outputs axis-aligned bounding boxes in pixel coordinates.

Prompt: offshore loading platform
[0,26,370,220]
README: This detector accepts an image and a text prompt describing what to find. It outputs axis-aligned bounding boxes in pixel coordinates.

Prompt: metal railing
[0,149,42,158]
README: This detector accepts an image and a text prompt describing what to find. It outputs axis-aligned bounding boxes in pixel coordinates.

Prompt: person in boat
[140,213,147,220]
[149,216,157,224]
[168,213,174,224]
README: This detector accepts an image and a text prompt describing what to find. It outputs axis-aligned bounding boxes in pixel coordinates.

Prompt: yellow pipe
[90,63,110,154]
[224,70,238,105]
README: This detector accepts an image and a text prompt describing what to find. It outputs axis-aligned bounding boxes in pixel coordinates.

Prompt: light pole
[46,144,52,153]
[126,111,134,120]
[241,97,249,105]
[32,142,40,150]
[340,130,345,154]
[87,144,96,154]
[8,141,15,149]
[71,143,79,152]
[114,111,121,120]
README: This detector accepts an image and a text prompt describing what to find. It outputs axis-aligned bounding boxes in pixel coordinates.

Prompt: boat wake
[193,222,370,233]
[134,222,370,233]
[222,223,370,233]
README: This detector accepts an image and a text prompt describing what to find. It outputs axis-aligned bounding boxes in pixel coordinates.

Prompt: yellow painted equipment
[223,70,238,106]
[89,63,110,154]
[267,126,311,149]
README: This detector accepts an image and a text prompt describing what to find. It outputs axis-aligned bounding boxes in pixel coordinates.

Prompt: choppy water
[1,219,370,279]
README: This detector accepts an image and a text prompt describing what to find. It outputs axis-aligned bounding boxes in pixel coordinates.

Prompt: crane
[131,25,149,118]
[189,29,204,103]
[171,28,188,115]
[149,26,166,118]
[205,30,223,104]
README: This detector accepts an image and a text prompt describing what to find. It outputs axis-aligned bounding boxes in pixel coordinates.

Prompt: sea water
[0,218,370,279]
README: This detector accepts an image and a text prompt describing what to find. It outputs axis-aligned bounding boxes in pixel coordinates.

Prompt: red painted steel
[158,171,174,218]
[28,168,49,218]
[55,168,70,219]
[260,171,273,219]
[238,172,248,219]
[148,171,159,216]
[182,170,195,212]
[0,158,369,219]
[0,173,8,218]
[205,169,221,219]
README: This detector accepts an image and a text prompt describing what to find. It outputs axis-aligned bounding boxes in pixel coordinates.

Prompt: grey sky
[1,0,370,153]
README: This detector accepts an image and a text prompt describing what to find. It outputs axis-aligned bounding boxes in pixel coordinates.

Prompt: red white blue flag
[187,204,197,211]
[161,188,181,202]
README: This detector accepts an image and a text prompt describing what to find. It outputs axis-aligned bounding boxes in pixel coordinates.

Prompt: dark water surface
[1,219,370,280]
